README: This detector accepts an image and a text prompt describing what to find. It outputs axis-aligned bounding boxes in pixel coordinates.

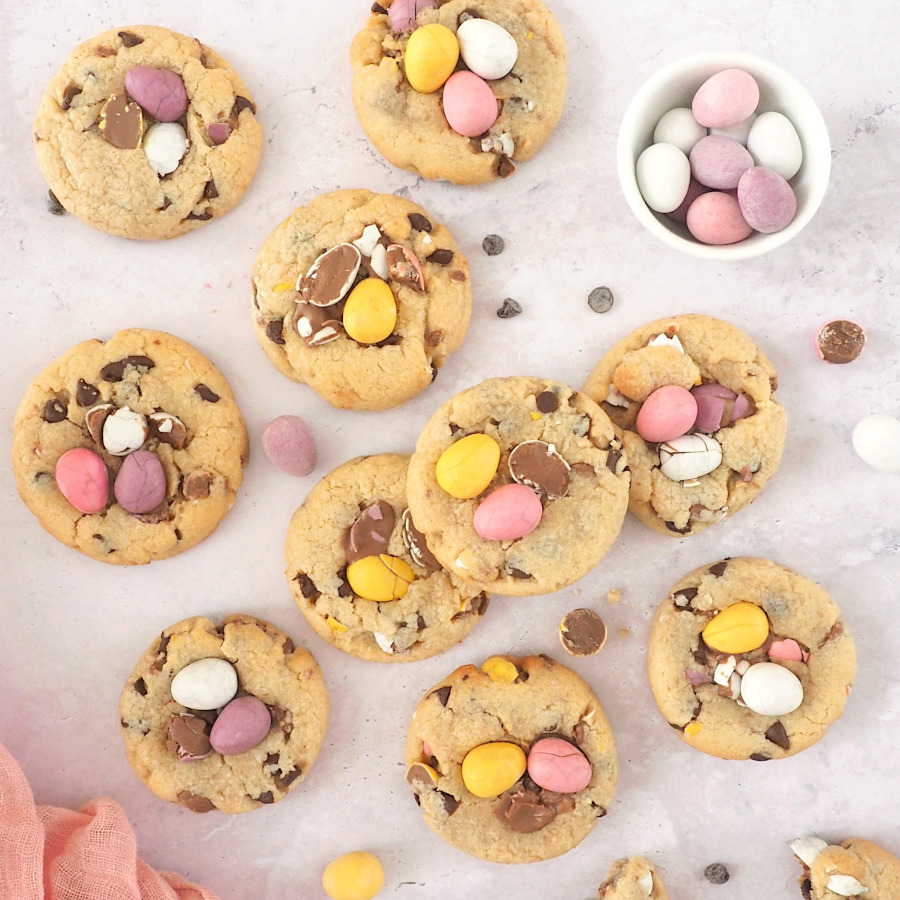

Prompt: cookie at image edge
[792,837,900,899]
[598,856,670,900]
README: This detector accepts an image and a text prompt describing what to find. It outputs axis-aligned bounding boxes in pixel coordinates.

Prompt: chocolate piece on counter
[43,399,68,423]
[166,714,213,760]
[100,93,143,149]
[559,608,607,656]
[46,190,66,215]
[482,234,504,256]
[815,319,866,364]
[509,440,570,499]
[588,286,614,314]
[704,863,730,885]
[497,297,522,319]
[401,508,441,571]
[343,500,396,564]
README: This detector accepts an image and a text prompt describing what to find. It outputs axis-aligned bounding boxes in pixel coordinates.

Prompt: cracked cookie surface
[12,328,248,564]
[34,24,262,239]
[794,837,900,900]
[350,0,567,184]
[406,376,630,596]
[647,558,856,760]
[119,615,328,814]
[583,313,787,537]
[599,856,670,900]
[252,189,471,410]
[285,453,489,662]
[405,654,616,863]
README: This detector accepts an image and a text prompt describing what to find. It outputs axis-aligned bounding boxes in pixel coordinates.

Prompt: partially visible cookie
[285,454,489,662]
[406,376,630,596]
[119,615,329,814]
[582,314,787,537]
[647,558,856,760]
[252,189,471,410]
[34,25,262,239]
[599,857,670,900]
[405,654,616,863]
[351,0,567,183]
[12,329,248,565]
[791,837,900,899]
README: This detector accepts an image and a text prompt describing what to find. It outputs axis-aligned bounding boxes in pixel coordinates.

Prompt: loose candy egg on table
[404,23,459,93]
[635,384,698,443]
[456,17,519,81]
[852,413,900,472]
[262,415,317,476]
[170,658,238,710]
[322,851,384,900]
[635,143,691,213]
[442,71,499,138]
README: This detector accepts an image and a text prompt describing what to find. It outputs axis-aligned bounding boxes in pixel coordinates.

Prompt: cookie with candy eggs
[34,25,262,239]
[790,836,900,900]
[351,0,567,184]
[405,654,616,863]
[406,376,630,596]
[285,453,489,662]
[11,329,248,564]
[598,856,671,900]
[647,557,856,761]
[583,313,787,537]
[119,615,328,814]
[252,189,471,410]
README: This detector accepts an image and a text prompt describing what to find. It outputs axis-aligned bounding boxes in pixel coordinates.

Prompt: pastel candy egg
[102,406,148,455]
[690,134,754,190]
[342,278,397,344]
[702,602,770,654]
[747,111,803,180]
[436,433,500,499]
[170,658,238,710]
[113,449,167,514]
[124,66,188,122]
[209,695,272,756]
[473,483,542,541]
[636,142,691,213]
[653,107,707,155]
[347,554,415,601]
[322,851,384,900]
[658,433,723,481]
[388,0,436,33]
[739,662,804,716]
[668,177,709,224]
[262,415,317,476]
[441,71,499,138]
[526,737,592,793]
[55,447,108,513]
[461,741,527,798]
[710,112,757,146]
[691,383,753,432]
[456,17,518,81]
[692,68,760,128]
[635,385,698,443]
[143,122,188,177]
[686,192,753,245]
[852,413,900,472]
[737,167,797,233]
[404,23,459,93]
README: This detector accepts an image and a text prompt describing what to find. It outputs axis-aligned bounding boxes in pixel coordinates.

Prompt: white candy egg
[653,107,707,155]
[102,407,148,456]
[710,112,757,146]
[739,662,803,716]
[636,143,691,213]
[747,111,803,180]
[143,122,188,176]
[852,413,900,472]
[456,18,518,81]
[171,657,239,710]
[658,433,722,481]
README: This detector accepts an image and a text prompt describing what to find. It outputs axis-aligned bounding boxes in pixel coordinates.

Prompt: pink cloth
[0,741,220,900]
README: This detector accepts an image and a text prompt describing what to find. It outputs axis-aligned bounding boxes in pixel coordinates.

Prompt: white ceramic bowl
[617,51,831,260]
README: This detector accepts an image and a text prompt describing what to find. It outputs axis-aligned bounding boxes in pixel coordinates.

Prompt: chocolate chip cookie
[647,558,856,760]
[405,377,630,596]
[405,654,616,863]
[34,25,262,239]
[791,836,900,899]
[351,0,567,183]
[582,314,787,537]
[285,453,489,662]
[252,189,471,410]
[598,857,670,900]
[12,329,248,565]
[120,615,328,814]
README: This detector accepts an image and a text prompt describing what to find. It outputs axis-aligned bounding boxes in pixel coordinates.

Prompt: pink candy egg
[473,483,542,541]
[262,415,317,476]
[124,66,188,122]
[690,134,754,190]
[636,385,698,443]
[737,167,797,233]
[388,0,435,32]
[209,696,272,756]
[692,68,760,128]
[55,447,109,513]
[441,71,499,138]
[114,450,167,514]
[690,383,753,432]
[526,737,592,793]
[686,191,753,245]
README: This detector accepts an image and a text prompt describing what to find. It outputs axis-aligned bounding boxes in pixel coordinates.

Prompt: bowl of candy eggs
[617,51,831,259]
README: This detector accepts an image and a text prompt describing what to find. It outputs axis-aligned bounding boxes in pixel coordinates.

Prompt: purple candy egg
[113,450,167,514]
[209,696,272,756]
[124,66,188,122]
[737,167,798,234]
[690,134,754,190]
[388,0,436,32]
[691,383,753,432]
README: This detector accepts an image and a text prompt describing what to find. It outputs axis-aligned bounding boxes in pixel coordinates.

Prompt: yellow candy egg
[322,851,384,900]
[347,554,415,602]
[702,602,770,654]
[461,741,526,798]
[343,278,397,345]
[435,433,501,499]
[404,24,460,93]
[481,656,518,683]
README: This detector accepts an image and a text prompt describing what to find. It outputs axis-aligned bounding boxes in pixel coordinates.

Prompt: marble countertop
[1,1,899,897]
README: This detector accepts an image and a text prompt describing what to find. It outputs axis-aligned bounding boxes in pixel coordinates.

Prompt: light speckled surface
[1,1,899,898]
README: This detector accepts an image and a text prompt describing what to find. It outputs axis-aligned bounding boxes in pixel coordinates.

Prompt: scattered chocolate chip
[497,298,522,318]
[559,608,607,656]
[46,190,66,215]
[588,286,614,314]
[265,318,286,345]
[177,791,216,813]
[482,234,505,256]
[234,95,256,115]
[433,685,451,707]
[76,380,100,406]
[183,471,213,500]
[708,561,729,577]
[439,792,459,815]
[118,31,143,47]
[427,248,454,265]
[416,614,427,631]
[186,210,213,221]
[294,572,320,601]
[749,753,771,761]
[255,791,275,804]
[42,399,67,422]
[133,678,147,695]
[100,93,143,149]
[61,84,82,110]
[765,721,790,750]
[407,212,432,232]
[535,391,559,413]
[815,319,866,364]
[194,384,219,402]
[770,375,779,392]
[590,802,607,817]
[497,155,516,178]
[704,863,730,885]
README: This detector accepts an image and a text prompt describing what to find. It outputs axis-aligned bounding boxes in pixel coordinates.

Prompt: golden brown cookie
[791,836,900,899]
[599,856,670,900]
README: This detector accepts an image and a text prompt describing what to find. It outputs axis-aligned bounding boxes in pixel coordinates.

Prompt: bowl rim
[617,50,832,260]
